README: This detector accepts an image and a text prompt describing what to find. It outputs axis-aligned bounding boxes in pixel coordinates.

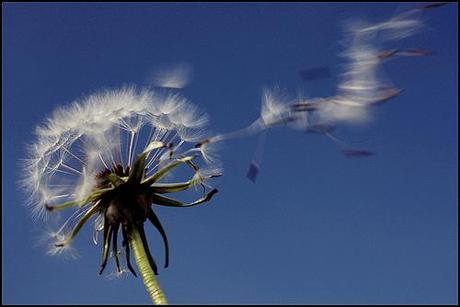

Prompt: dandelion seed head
[24,87,219,220]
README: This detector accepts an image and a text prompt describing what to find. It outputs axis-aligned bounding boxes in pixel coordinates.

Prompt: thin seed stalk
[130,227,168,305]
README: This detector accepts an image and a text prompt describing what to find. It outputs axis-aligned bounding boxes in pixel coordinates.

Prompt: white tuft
[151,64,192,89]
[42,231,80,260]
[260,88,291,127]
[198,140,222,165]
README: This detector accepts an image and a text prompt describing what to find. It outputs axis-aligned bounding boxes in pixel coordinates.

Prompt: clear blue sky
[2,2,457,304]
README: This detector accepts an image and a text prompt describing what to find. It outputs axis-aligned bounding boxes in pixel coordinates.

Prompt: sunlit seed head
[24,86,221,279]
[23,86,219,221]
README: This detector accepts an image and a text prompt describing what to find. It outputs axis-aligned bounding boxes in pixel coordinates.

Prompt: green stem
[130,227,168,305]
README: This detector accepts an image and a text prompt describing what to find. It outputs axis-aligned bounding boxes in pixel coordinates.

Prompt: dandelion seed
[151,64,192,89]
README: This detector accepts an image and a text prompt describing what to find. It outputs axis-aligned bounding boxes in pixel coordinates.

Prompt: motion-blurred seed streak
[198,3,448,181]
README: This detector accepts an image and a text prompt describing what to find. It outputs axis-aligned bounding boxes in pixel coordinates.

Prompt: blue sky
[2,2,457,304]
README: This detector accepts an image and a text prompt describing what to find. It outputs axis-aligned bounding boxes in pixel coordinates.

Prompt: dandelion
[22,86,221,304]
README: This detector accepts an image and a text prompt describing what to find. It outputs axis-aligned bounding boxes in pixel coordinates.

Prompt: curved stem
[130,227,168,305]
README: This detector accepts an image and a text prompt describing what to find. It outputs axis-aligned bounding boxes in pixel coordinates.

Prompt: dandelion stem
[130,227,168,305]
